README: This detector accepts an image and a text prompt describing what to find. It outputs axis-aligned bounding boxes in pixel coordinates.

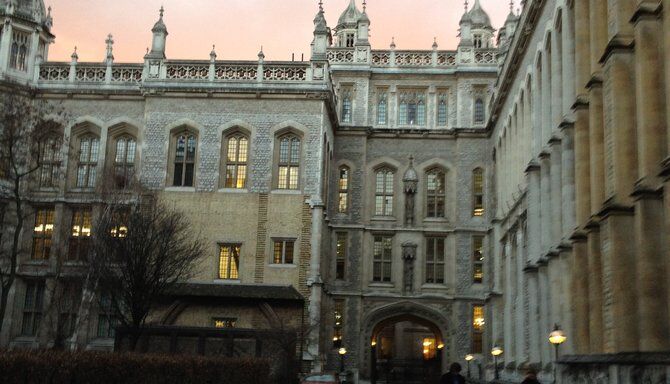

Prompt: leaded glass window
[425,237,445,284]
[76,136,99,188]
[224,134,249,189]
[375,168,394,216]
[341,90,353,123]
[474,98,485,124]
[32,207,54,260]
[39,136,61,189]
[373,236,392,282]
[377,93,388,125]
[273,239,295,264]
[219,244,240,280]
[22,280,45,336]
[173,132,197,187]
[426,168,446,218]
[114,136,136,189]
[437,94,448,126]
[398,92,426,126]
[338,166,350,213]
[68,207,92,261]
[336,233,347,280]
[277,134,300,190]
[473,236,484,283]
[473,168,485,216]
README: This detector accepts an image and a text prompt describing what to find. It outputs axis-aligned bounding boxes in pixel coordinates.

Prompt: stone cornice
[599,35,635,64]
[525,161,541,173]
[631,2,663,25]
[631,183,663,201]
[586,74,604,89]
[585,218,601,232]
[598,200,635,219]
[559,120,575,131]
[571,94,589,110]
[569,230,588,243]
[660,156,670,179]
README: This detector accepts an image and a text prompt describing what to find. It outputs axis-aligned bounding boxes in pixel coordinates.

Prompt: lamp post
[548,324,567,384]
[338,347,347,375]
[465,354,474,378]
[491,346,503,380]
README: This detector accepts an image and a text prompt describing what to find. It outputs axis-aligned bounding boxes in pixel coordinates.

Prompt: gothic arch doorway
[361,302,450,384]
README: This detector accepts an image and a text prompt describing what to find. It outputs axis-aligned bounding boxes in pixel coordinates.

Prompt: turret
[458,0,495,49]
[311,0,331,60]
[146,6,168,59]
[357,1,370,46]
[334,0,362,48]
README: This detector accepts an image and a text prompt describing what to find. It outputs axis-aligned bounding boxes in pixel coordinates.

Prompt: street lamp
[491,345,503,380]
[465,354,474,378]
[549,324,567,384]
[338,347,347,374]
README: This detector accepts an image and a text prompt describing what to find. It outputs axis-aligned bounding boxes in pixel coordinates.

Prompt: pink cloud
[45,0,513,63]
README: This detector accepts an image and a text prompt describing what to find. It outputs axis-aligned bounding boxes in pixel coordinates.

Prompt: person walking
[521,368,541,384]
[439,362,466,384]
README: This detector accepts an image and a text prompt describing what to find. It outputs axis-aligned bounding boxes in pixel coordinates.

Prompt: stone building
[2,0,670,383]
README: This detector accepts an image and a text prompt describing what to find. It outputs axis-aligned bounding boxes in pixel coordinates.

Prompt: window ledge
[422,283,448,289]
[64,261,87,266]
[164,187,196,192]
[423,217,449,223]
[371,216,396,222]
[69,188,95,193]
[22,260,49,266]
[268,264,297,269]
[271,189,302,195]
[213,279,241,284]
[217,188,249,194]
[369,282,394,288]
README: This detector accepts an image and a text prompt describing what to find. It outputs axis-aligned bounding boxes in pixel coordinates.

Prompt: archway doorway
[370,315,444,384]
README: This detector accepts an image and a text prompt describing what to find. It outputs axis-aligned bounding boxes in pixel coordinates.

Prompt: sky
[45,0,512,63]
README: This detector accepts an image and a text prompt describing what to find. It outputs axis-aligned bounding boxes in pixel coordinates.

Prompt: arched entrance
[361,302,451,384]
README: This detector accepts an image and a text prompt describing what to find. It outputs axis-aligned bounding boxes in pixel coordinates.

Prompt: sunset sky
[45,0,513,63]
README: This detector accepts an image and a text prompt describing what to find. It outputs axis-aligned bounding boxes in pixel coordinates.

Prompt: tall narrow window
[373,236,392,282]
[219,244,240,280]
[398,92,426,126]
[425,237,445,284]
[39,136,61,189]
[426,168,446,218]
[473,168,485,216]
[474,35,483,49]
[474,98,485,124]
[22,280,45,336]
[437,94,448,126]
[32,207,54,260]
[172,132,197,187]
[333,299,344,347]
[473,236,484,283]
[224,133,249,189]
[9,43,18,70]
[336,233,347,280]
[58,282,82,339]
[76,136,100,188]
[472,305,485,353]
[97,292,118,338]
[68,207,92,261]
[114,136,136,189]
[110,208,129,238]
[338,166,350,213]
[374,168,394,216]
[341,90,353,123]
[277,134,300,190]
[377,93,388,125]
[273,239,295,264]
[10,31,29,71]
[346,33,355,48]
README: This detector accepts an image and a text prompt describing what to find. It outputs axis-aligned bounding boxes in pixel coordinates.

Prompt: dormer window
[346,33,355,48]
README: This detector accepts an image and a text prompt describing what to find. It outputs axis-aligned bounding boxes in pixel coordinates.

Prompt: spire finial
[464,0,469,12]
[106,33,114,60]
[159,5,164,18]
[210,44,217,60]
[390,36,396,49]
[318,0,323,12]
[71,46,78,62]
[363,0,367,12]
[432,37,438,50]
[509,0,514,13]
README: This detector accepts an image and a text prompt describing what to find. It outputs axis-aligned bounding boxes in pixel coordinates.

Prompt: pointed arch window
[474,98,485,124]
[76,136,100,188]
[172,131,197,187]
[223,133,249,189]
[473,168,485,216]
[338,166,350,213]
[10,31,29,72]
[277,133,301,190]
[39,135,62,189]
[114,136,136,189]
[437,94,448,127]
[377,93,388,125]
[374,168,394,216]
[341,90,353,123]
[426,168,446,218]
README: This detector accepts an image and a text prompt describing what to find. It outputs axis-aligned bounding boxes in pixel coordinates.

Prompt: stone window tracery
[373,235,392,282]
[426,168,446,218]
[341,89,353,123]
[276,133,301,190]
[171,131,197,187]
[398,91,426,126]
[223,133,249,189]
[114,136,136,189]
[474,98,485,124]
[76,135,100,189]
[338,166,350,213]
[437,94,448,127]
[425,237,445,284]
[10,31,30,72]
[39,135,62,189]
[377,93,388,125]
[374,168,394,216]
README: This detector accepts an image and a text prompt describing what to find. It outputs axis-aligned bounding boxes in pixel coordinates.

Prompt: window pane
[273,242,283,264]
[289,167,299,189]
[184,164,194,187]
[175,136,186,161]
[186,135,197,161]
[126,140,136,163]
[227,137,238,162]
[236,166,247,189]
[280,138,290,163]
[278,167,288,189]
[173,164,183,186]
[238,138,248,162]
[284,241,294,264]
[115,139,126,163]
[290,139,300,164]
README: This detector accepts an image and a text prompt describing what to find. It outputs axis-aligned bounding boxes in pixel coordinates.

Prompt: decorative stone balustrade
[329,48,498,68]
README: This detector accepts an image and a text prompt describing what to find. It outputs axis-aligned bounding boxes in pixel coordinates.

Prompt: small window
[273,239,295,264]
[277,134,301,190]
[22,280,45,336]
[333,299,344,347]
[76,136,100,189]
[474,35,483,49]
[472,305,485,353]
[374,168,394,216]
[437,94,448,126]
[114,136,136,189]
[172,131,197,187]
[341,90,353,123]
[219,244,240,280]
[346,33,355,48]
[213,318,237,328]
[97,292,118,338]
[473,236,484,283]
[68,207,92,261]
[223,133,249,189]
[377,94,388,125]
[425,237,445,284]
[336,233,347,280]
[474,98,485,124]
[39,136,62,189]
[473,168,485,216]
[58,281,82,339]
[338,167,350,214]
[426,168,446,218]
[373,236,392,282]
[32,207,55,260]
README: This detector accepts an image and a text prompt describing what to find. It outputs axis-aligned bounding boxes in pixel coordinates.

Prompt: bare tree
[89,193,205,350]
[0,92,65,336]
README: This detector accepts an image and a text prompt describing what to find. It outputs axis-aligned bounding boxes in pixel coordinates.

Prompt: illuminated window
[32,207,54,260]
[474,98,485,124]
[374,168,394,216]
[22,280,45,336]
[473,168,485,216]
[110,208,129,238]
[333,299,344,347]
[399,92,426,126]
[373,236,392,282]
[377,93,388,125]
[219,244,240,280]
[39,135,62,189]
[437,94,448,126]
[172,131,197,187]
[341,90,352,123]
[114,136,136,189]
[425,237,445,284]
[472,305,485,353]
[338,167,350,213]
[277,134,301,190]
[213,318,237,328]
[273,239,295,264]
[223,133,249,189]
[473,236,484,283]
[68,207,92,261]
[426,168,446,218]
[336,233,347,280]
[97,292,118,338]
[76,136,100,188]
[422,337,437,360]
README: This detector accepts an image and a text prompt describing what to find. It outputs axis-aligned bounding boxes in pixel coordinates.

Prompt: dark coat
[439,372,466,384]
